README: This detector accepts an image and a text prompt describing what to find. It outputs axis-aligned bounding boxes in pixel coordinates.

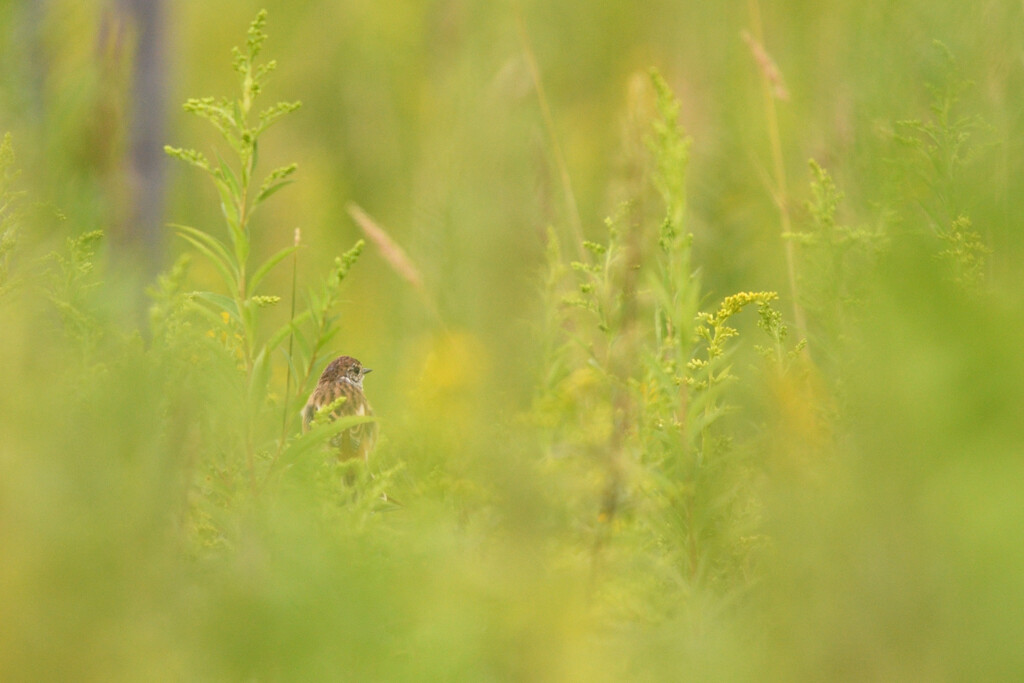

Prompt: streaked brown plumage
[302,355,377,460]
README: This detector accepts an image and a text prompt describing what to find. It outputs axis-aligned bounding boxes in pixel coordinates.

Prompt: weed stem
[747,0,809,344]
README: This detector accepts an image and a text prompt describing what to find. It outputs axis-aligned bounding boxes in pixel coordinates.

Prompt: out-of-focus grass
[2,1,1024,680]
[761,242,1024,680]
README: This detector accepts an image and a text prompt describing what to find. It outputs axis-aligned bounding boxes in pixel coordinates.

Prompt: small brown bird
[302,355,377,460]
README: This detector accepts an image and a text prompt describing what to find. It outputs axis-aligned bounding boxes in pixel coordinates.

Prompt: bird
[302,355,377,461]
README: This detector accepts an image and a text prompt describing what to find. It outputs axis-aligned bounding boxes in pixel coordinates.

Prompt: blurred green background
[2,0,1024,679]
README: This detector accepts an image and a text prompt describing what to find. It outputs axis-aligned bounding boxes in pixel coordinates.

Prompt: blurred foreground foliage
[2,3,1024,681]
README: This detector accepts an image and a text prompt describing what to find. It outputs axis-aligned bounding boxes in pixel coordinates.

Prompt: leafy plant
[891,41,991,286]
[164,9,301,379]
[44,229,105,354]
[786,160,887,355]
[162,11,374,502]
[535,71,789,606]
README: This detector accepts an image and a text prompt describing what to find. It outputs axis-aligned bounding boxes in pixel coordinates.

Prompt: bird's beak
[363,368,373,374]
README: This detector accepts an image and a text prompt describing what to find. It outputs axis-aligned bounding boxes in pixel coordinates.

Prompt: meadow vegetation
[2,3,1024,680]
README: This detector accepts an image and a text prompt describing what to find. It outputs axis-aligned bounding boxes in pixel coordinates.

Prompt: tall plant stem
[747,0,808,343]
[278,228,301,454]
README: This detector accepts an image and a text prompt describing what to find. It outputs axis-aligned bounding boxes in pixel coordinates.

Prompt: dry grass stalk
[346,203,425,291]
[741,30,790,101]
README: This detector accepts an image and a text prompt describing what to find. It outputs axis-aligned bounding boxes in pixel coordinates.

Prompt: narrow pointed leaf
[249,244,298,296]
[266,310,312,353]
[173,224,235,271]
[235,233,250,272]
[314,327,340,352]
[214,151,241,198]
[232,101,244,131]
[191,290,241,323]
[174,227,238,293]
[293,326,311,362]
[249,346,271,397]
[306,287,322,314]
[255,179,294,205]
[213,177,241,234]
[279,348,305,394]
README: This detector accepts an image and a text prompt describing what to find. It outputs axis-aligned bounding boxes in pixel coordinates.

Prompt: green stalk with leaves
[163,11,371,492]
[165,10,300,380]
[892,42,990,287]
[536,70,792,594]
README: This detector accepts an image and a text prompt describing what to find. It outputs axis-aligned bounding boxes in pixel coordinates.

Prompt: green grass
[2,4,1024,680]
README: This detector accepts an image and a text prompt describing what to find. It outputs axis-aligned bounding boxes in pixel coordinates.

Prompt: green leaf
[214,151,241,199]
[255,164,298,206]
[235,232,250,272]
[255,180,294,205]
[213,177,241,234]
[315,327,340,352]
[232,101,245,133]
[250,346,271,398]
[280,344,308,382]
[248,244,298,296]
[306,286,323,315]
[191,290,242,323]
[173,224,238,293]
[266,310,312,353]
[292,326,311,362]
